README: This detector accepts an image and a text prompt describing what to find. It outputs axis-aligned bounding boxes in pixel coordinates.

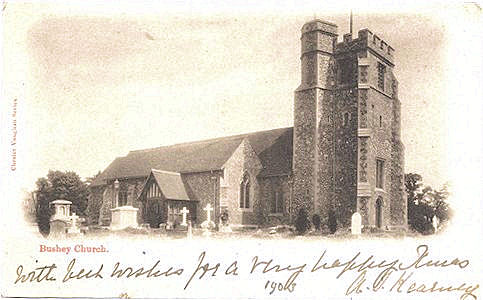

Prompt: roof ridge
[151,169,181,176]
[128,126,293,154]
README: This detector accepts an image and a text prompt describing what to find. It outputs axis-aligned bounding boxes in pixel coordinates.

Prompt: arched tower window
[239,173,250,209]
[343,112,350,126]
[375,197,383,228]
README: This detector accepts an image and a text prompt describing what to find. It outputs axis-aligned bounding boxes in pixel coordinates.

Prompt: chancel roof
[91,127,293,186]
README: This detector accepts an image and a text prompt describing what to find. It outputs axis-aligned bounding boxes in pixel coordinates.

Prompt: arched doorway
[375,197,383,228]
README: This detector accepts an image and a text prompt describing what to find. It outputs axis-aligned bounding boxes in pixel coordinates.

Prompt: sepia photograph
[1,1,481,299]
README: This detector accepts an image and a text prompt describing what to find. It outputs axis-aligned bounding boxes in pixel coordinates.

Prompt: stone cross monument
[181,207,189,226]
[204,203,213,223]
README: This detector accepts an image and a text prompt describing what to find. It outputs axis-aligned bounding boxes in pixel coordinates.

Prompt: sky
[1,1,481,194]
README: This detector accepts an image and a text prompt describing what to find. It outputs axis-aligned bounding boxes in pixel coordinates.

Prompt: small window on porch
[239,173,250,209]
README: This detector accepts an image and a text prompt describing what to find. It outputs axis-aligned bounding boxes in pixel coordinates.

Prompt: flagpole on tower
[350,10,353,36]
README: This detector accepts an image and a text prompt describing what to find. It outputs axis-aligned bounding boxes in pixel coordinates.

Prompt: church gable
[138,170,190,201]
[220,138,263,225]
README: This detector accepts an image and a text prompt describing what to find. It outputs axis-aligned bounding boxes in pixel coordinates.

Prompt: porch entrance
[144,199,166,228]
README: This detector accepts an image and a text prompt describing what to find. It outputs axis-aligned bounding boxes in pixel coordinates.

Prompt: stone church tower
[293,19,407,231]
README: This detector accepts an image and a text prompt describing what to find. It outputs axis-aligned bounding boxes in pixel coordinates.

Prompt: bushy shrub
[295,208,310,235]
[220,209,229,225]
[312,214,321,230]
[328,210,337,234]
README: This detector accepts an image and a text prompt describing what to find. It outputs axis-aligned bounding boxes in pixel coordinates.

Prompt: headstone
[49,219,68,239]
[204,204,213,223]
[165,222,173,230]
[67,213,81,234]
[351,212,362,235]
[201,203,216,237]
[181,207,189,226]
[187,220,193,239]
[432,215,439,233]
[218,210,232,232]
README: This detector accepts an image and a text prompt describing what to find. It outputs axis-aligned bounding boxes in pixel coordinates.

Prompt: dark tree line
[35,170,89,236]
[405,173,451,234]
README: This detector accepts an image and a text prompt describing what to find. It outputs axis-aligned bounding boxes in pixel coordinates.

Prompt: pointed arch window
[239,173,250,209]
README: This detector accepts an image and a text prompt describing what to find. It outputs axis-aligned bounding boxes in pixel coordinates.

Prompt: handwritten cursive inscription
[15,264,56,283]
[13,245,479,299]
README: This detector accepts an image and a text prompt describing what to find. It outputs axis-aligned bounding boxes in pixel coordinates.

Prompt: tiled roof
[91,127,293,186]
[151,170,190,201]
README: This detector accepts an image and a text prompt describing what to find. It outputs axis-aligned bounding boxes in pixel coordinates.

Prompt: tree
[405,173,451,234]
[35,170,89,235]
[328,210,337,234]
[312,214,321,231]
[35,177,52,236]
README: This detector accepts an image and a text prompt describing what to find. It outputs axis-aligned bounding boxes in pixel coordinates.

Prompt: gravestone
[180,207,189,227]
[187,220,193,239]
[67,213,81,234]
[201,203,215,237]
[204,204,213,223]
[219,210,232,233]
[49,219,68,239]
[351,212,362,235]
[432,215,439,233]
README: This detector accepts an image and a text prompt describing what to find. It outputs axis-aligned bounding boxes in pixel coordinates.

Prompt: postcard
[0,1,481,299]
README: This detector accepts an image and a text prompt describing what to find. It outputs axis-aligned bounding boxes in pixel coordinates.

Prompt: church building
[88,19,407,231]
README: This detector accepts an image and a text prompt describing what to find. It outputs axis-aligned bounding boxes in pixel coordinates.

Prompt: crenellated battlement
[301,19,338,36]
[357,29,394,65]
[334,29,395,66]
